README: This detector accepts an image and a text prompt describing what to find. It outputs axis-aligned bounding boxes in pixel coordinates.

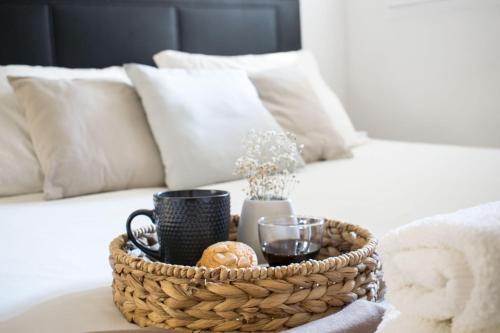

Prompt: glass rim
[257,215,325,228]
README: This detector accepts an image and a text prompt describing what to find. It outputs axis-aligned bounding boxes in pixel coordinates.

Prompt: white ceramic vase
[237,198,294,264]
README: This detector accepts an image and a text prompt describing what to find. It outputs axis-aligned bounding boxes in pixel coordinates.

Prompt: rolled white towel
[377,201,500,333]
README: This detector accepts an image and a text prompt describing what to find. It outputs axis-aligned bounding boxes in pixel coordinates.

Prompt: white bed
[1,139,500,332]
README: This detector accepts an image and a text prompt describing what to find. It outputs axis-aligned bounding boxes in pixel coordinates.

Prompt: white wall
[302,0,500,148]
[300,0,348,103]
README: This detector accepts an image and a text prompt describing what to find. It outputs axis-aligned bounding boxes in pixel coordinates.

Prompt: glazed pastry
[197,241,258,268]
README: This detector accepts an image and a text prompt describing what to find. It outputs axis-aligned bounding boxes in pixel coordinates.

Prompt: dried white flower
[234,130,303,200]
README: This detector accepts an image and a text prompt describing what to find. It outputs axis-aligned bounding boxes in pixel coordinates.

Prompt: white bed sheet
[1,140,500,332]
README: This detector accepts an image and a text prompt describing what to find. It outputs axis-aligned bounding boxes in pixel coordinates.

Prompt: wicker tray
[109,215,383,332]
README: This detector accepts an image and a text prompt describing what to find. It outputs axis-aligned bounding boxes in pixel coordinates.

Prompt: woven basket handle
[126,209,161,261]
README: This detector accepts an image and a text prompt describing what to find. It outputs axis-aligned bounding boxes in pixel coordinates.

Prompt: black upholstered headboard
[0,0,301,68]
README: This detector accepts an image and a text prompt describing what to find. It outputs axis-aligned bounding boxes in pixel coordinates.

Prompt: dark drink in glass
[262,239,321,266]
[258,215,324,266]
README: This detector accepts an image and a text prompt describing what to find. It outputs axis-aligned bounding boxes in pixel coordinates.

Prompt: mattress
[1,139,499,332]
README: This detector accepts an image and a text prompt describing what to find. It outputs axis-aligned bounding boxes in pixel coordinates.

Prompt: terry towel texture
[377,201,500,333]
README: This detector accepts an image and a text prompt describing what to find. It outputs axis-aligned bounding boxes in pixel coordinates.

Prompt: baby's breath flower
[234,130,302,200]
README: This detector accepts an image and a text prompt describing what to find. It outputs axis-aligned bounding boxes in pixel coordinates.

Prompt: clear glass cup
[258,215,325,266]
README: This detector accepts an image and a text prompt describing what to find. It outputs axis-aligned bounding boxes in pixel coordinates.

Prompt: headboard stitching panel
[0,0,301,67]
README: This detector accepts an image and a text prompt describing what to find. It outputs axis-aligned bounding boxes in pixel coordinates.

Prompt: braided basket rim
[109,215,378,281]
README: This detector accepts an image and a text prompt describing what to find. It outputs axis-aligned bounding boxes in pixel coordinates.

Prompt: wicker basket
[109,215,383,332]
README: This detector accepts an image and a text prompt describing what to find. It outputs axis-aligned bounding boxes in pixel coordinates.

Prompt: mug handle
[126,209,161,261]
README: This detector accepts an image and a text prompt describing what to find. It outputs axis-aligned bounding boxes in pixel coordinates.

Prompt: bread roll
[197,241,258,268]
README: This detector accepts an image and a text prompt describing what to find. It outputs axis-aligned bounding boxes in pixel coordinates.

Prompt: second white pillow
[250,66,351,162]
[125,64,288,189]
[154,49,365,149]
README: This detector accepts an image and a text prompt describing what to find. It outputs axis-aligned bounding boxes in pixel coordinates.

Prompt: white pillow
[9,76,165,199]
[155,50,299,72]
[125,64,290,190]
[153,49,366,148]
[0,65,130,197]
[249,66,351,162]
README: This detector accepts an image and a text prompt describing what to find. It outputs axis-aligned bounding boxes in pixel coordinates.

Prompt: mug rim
[154,189,229,200]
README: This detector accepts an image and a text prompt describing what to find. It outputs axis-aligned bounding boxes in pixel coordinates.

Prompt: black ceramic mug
[126,190,230,265]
